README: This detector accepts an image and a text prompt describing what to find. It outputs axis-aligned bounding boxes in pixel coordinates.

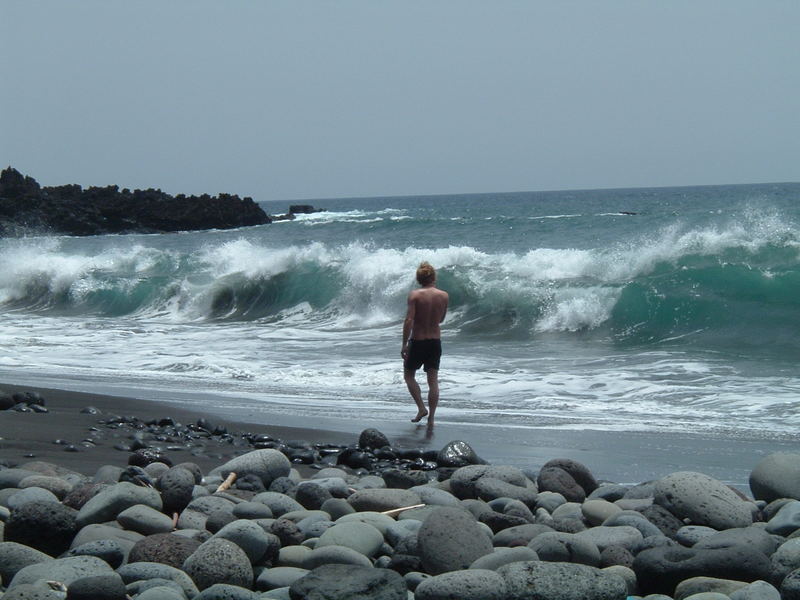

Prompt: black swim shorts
[404,339,442,372]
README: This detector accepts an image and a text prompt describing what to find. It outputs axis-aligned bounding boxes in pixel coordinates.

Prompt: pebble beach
[2,386,800,599]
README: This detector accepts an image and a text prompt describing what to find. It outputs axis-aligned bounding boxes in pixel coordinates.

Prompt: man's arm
[401,292,416,358]
[440,292,449,323]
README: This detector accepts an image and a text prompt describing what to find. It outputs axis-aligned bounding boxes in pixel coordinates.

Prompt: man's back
[409,286,448,340]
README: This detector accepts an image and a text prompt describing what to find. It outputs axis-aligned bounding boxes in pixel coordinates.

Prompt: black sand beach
[1,382,797,489]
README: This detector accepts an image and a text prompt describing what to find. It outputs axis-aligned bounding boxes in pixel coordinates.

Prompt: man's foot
[411,409,428,423]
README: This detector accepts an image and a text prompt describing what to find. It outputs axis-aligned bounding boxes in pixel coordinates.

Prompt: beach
[2,381,797,491]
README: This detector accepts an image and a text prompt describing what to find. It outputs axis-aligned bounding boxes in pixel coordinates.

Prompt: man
[401,261,449,426]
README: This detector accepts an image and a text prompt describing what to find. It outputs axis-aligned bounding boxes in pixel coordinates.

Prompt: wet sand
[1,381,798,490]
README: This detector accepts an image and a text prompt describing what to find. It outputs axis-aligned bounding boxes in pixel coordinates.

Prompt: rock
[0,167,271,236]
[277,545,313,568]
[469,546,539,570]
[128,533,203,568]
[117,504,174,535]
[134,586,187,600]
[527,531,601,566]
[600,545,634,568]
[588,484,630,502]
[194,583,261,599]
[766,500,800,536]
[70,523,143,557]
[183,538,254,591]
[633,544,772,596]
[437,440,484,468]
[211,449,291,488]
[304,544,374,569]
[543,459,599,495]
[750,453,800,503]
[676,525,718,547]
[535,491,567,513]
[654,472,753,530]
[65,573,127,600]
[674,576,749,599]
[498,560,628,599]
[575,525,643,552]
[159,466,196,514]
[603,564,636,595]
[232,501,273,520]
[252,491,304,516]
[66,539,126,569]
[295,482,332,510]
[415,568,508,600]
[694,526,781,556]
[347,488,422,512]
[640,503,685,538]
[475,477,538,507]
[337,448,373,470]
[256,566,309,591]
[581,499,622,526]
[117,562,199,598]
[3,582,64,599]
[268,518,305,547]
[63,482,107,510]
[479,510,529,533]
[18,475,73,499]
[0,469,39,489]
[450,465,532,500]
[385,519,422,547]
[75,482,162,527]
[5,500,78,555]
[178,495,237,530]
[289,564,407,600]
[288,204,320,214]
[0,391,14,410]
[503,499,536,523]
[729,580,781,599]
[382,469,431,489]
[320,498,356,520]
[493,523,554,547]
[537,465,587,503]
[129,448,172,467]
[316,521,384,557]
[212,519,279,564]
[0,542,52,584]
[8,556,115,591]
[602,510,664,539]
[358,428,391,450]
[417,506,494,574]
[7,487,60,510]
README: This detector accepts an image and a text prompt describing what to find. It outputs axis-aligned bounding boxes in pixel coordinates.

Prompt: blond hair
[416,261,436,285]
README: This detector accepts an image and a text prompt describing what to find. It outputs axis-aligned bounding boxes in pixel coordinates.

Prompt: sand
[1,381,799,490]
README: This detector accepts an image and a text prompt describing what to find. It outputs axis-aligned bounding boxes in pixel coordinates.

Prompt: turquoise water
[1,182,800,436]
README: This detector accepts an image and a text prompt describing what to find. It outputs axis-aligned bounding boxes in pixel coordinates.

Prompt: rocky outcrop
[0,167,271,236]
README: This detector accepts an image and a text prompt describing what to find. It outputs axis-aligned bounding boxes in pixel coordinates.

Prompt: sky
[1,1,798,201]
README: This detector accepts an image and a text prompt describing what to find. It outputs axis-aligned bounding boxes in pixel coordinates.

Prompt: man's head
[416,261,436,285]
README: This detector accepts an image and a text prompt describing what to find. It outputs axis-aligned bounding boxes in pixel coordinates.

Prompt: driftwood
[380,503,425,517]
[216,472,237,493]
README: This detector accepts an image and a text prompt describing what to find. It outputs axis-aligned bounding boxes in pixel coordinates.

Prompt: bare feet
[411,409,429,423]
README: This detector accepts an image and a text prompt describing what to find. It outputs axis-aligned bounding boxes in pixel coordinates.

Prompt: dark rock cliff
[0,167,271,236]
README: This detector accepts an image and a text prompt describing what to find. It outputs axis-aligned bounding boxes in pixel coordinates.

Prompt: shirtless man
[401,262,449,426]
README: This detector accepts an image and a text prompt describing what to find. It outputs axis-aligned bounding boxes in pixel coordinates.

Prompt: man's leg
[405,368,428,422]
[426,368,439,426]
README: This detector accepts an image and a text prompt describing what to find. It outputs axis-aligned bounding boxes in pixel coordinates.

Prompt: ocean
[2,183,800,441]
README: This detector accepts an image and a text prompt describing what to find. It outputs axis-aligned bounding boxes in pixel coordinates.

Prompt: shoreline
[2,380,799,489]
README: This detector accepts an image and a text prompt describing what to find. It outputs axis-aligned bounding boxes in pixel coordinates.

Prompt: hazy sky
[2,1,798,201]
